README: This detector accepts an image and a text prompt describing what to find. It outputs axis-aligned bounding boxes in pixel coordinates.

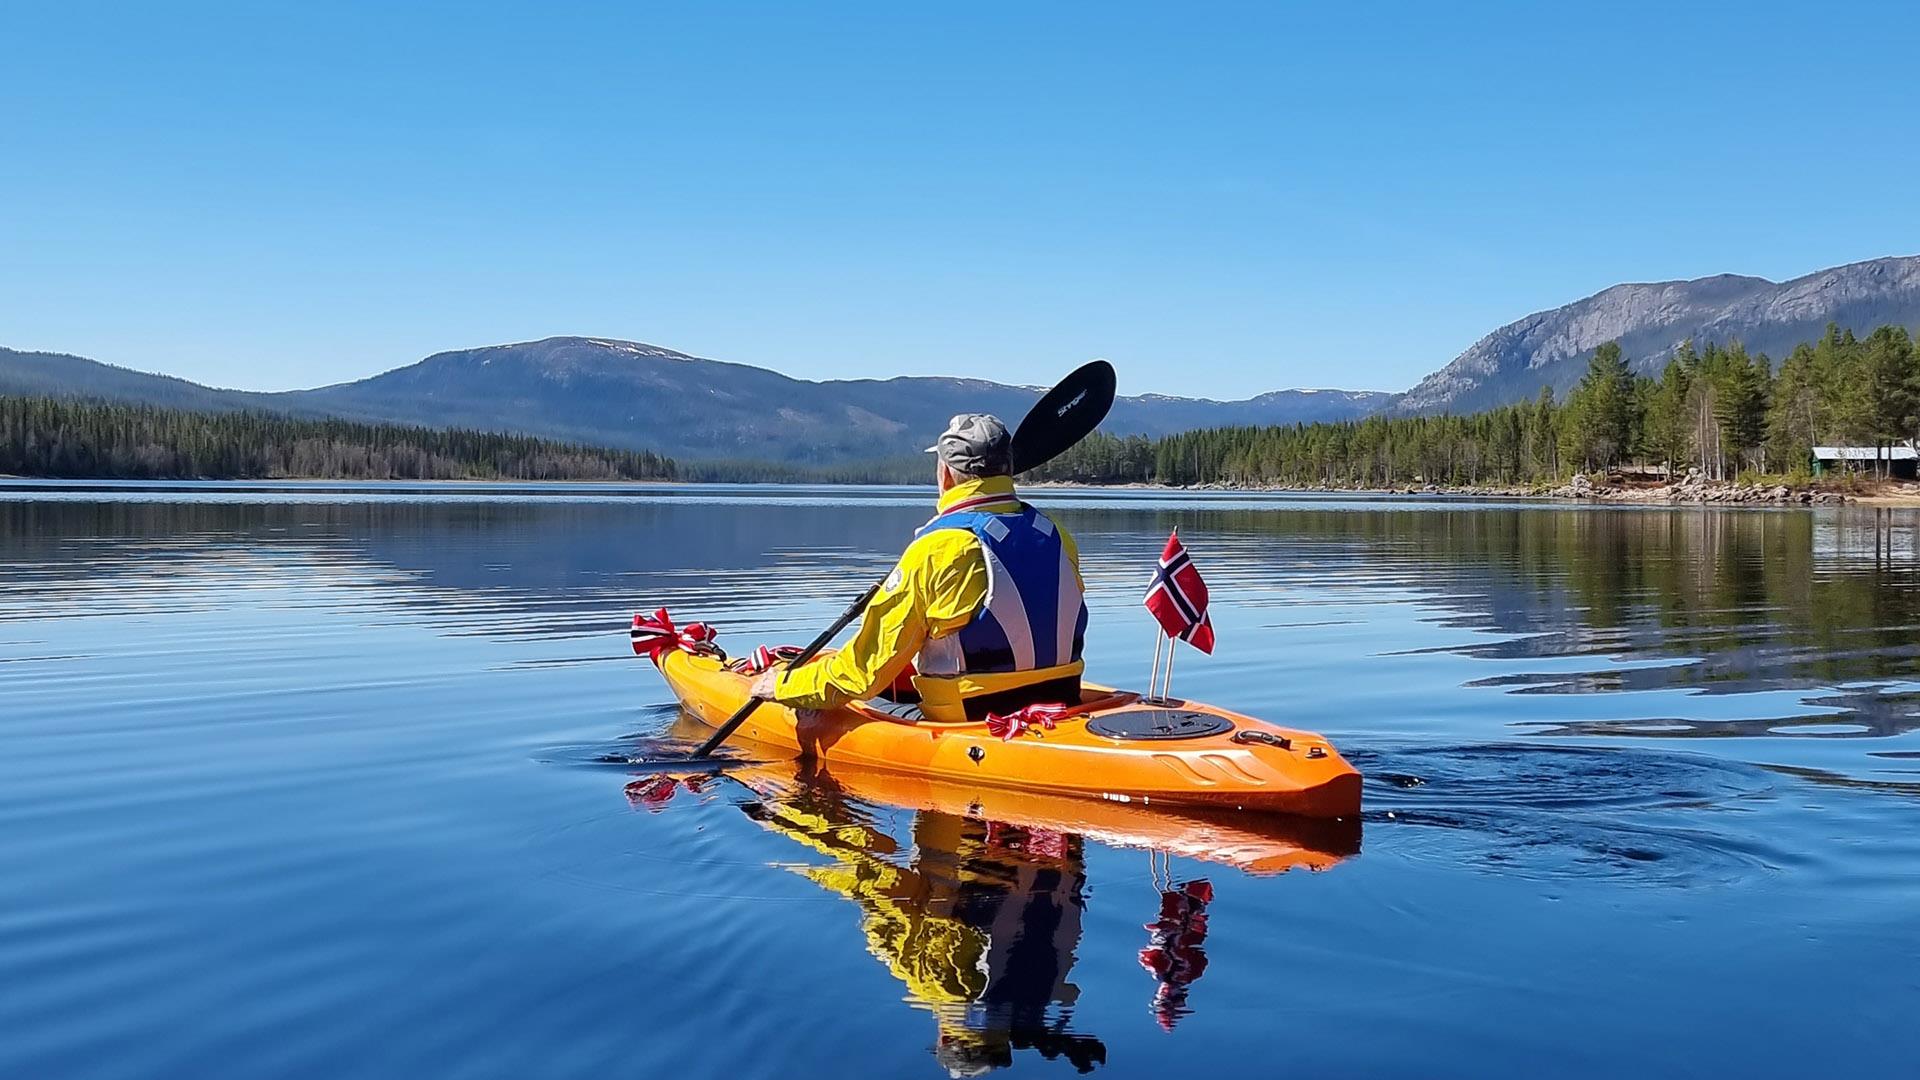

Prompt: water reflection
[1136,875,1211,1032]
[10,487,1920,1077]
[631,740,1357,1075]
[745,773,1105,1076]
[7,492,1920,741]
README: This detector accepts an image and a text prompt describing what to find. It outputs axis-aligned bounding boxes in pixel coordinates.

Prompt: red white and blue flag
[1144,530,1214,654]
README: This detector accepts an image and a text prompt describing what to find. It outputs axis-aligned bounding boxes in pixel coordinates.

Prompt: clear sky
[3,2,1916,399]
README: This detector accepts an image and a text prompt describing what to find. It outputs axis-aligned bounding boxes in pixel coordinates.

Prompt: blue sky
[3,2,1916,398]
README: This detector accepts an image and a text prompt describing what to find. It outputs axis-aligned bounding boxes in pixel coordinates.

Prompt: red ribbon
[985,820,1070,860]
[630,607,720,659]
[728,643,804,675]
[984,701,1074,741]
[623,773,715,810]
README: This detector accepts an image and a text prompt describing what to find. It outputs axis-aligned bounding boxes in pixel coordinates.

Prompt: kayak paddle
[1009,358,1117,475]
[688,359,1117,759]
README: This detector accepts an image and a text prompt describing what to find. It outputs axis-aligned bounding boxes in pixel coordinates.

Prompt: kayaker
[749,413,1088,722]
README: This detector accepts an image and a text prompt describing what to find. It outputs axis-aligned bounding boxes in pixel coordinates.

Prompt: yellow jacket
[775,475,1084,720]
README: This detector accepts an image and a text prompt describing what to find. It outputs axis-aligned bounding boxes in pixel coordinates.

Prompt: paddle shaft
[691,580,882,758]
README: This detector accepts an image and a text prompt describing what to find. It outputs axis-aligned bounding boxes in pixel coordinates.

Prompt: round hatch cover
[1086,709,1233,741]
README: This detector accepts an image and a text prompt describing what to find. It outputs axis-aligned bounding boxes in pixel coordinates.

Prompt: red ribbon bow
[630,608,719,659]
[984,702,1074,741]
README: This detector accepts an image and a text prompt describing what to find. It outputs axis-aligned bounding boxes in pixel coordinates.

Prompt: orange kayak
[649,648,1363,819]
[687,745,1361,874]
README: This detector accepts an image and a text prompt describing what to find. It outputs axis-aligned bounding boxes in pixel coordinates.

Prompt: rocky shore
[1540,469,1849,505]
[1178,468,1856,504]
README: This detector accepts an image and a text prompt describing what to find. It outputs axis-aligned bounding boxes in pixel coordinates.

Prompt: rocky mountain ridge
[1398,255,1920,413]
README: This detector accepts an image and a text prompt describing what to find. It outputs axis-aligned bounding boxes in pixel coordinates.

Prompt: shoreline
[0,474,675,485]
[8,473,1920,506]
[1033,475,1920,506]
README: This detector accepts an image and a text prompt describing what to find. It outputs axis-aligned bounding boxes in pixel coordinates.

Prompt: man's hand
[748,668,780,702]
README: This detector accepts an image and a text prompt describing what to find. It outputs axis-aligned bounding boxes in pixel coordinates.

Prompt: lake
[3,481,1918,1078]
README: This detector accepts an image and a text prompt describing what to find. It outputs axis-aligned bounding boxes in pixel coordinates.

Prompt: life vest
[912,502,1087,681]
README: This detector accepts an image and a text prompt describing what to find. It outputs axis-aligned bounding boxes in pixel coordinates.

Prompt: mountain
[0,338,1393,464]
[0,348,261,413]
[274,337,1396,462]
[10,253,1916,459]
[1398,255,1920,414]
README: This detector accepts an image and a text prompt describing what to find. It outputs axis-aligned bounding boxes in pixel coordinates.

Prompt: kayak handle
[1232,729,1293,751]
[690,580,883,759]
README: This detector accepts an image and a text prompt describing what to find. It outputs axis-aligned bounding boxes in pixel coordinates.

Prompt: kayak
[670,739,1363,874]
[652,648,1362,818]
[647,647,1363,819]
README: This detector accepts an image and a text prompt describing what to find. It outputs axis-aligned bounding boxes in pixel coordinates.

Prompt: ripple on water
[1351,744,1788,887]
[523,720,869,905]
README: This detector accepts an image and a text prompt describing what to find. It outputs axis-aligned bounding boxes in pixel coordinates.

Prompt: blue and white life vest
[913,502,1087,676]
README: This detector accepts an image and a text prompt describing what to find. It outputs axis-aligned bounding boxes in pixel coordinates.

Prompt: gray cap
[926,413,1013,477]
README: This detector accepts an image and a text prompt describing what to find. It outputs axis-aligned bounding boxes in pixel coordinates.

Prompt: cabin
[1811,445,1919,479]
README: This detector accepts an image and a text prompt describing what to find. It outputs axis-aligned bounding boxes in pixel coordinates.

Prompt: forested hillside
[0,397,677,481]
[1,339,1391,464]
[1397,255,1920,414]
[9,320,1914,489]
[1026,324,1918,488]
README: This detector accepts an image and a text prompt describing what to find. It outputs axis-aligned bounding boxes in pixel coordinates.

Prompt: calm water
[3,482,1918,1078]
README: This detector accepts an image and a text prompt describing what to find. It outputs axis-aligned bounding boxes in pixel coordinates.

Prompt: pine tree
[1572,342,1636,469]
[1853,326,1919,474]
[1711,342,1769,477]
[1530,385,1560,478]
[1646,357,1694,474]
[1767,343,1820,473]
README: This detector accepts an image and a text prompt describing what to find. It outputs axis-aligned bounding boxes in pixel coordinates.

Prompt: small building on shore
[1811,445,1919,479]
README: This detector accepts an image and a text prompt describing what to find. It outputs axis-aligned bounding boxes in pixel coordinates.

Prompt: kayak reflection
[635,721,1359,1074]
[745,770,1105,1075]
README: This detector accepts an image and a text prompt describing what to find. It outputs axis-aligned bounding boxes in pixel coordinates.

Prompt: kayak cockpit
[844,686,1141,728]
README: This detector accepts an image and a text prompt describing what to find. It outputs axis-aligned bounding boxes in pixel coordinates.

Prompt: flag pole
[1148,631,1166,702]
[1163,636,1178,703]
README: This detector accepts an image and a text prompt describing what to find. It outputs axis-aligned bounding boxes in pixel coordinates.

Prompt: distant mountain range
[0,338,1392,464]
[5,254,1917,462]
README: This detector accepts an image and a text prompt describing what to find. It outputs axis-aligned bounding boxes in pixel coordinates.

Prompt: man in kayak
[749,413,1087,722]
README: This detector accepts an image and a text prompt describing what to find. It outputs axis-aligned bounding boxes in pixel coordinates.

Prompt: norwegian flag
[1143,530,1215,653]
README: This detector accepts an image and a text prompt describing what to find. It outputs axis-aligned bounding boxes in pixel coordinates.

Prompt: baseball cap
[925,413,1013,476]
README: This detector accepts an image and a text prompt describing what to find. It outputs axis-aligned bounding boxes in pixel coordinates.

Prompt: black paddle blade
[1010,359,1117,474]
